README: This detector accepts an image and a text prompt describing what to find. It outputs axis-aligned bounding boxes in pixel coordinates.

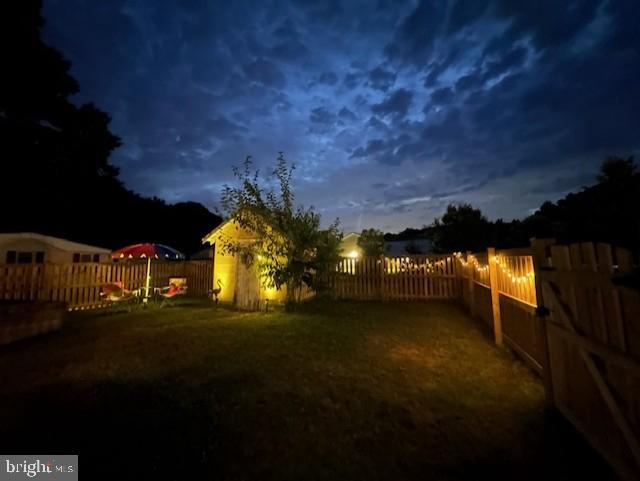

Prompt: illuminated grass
[0,299,614,480]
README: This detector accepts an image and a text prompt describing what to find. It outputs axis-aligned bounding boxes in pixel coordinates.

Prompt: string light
[454,252,534,285]
[493,255,534,284]
[453,252,489,273]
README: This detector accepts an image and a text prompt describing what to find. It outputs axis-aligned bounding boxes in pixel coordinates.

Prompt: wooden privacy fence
[329,255,459,300]
[457,240,640,479]
[457,248,542,373]
[0,260,213,309]
[335,244,639,478]
[531,240,640,479]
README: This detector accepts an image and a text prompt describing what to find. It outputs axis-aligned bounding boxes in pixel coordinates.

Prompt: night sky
[42,0,639,233]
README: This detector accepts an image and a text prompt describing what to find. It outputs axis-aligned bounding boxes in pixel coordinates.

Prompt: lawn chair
[99,282,141,303]
[160,277,188,298]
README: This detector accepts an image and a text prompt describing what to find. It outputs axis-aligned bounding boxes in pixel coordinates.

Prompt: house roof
[0,232,111,253]
[341,232,360,241]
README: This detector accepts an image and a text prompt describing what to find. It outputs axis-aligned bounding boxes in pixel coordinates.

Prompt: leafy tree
[404,240,423,255]
[428,204,492,253]
[220,154,341,304]
[393,156,640,253]
[527,156,640,248]
[357,228,385,256]
[384,227,427,241]
[597,156,637,184]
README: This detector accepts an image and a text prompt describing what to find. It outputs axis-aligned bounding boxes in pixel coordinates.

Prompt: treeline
[386,156,640,254]
[0,2,221,255]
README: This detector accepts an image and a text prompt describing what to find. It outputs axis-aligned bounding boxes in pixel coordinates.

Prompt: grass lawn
[0,299,615,480]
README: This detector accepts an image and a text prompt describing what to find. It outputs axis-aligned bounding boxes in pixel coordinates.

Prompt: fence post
[487,247,503,347]
[466,251,476,318]
[531,238,556,409]
[377,255,383,301]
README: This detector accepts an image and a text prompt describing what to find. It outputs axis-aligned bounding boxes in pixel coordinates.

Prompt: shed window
[6,251,17,264]
[93,254,100,263]
[17,252,33,264]
[35,251,45,263]
[80,254,91,263]
[73,253,80,263]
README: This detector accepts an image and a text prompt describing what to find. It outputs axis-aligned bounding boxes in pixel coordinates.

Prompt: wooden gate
[532,240,640,479]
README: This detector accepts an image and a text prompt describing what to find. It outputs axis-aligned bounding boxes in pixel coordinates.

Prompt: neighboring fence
[329,255,459,300]
[0,260,213,309]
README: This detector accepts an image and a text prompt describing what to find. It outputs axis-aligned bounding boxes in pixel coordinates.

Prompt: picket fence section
[329,255,459,300]
[0,261,213,309]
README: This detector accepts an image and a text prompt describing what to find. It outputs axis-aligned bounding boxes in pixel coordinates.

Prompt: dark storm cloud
[371,88,413,118]
[368,116,388,132]
[338,107,357,121]
[343,71,364,89]
[242,58,287,89]
[317,71,339,85]
[42,0,640,231]
[309,107,334,125]
[429,87,455,105]
[384,0,447,64]
[367,65,397,92]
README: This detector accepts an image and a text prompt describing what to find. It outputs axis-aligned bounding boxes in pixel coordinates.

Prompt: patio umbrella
[111,243,185,301]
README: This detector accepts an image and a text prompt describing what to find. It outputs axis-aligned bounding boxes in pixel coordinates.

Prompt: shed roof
[202,218,259,245]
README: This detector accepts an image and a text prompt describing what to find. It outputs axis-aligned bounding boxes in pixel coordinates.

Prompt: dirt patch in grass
[0,299,616,480]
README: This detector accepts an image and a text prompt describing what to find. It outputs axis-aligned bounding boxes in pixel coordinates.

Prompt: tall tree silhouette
[0,1,221,254]
[1,1,121,235]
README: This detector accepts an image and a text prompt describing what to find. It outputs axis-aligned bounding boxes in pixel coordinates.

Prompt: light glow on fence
[455,252,535,285]
[493,255,535,284]
[454,252,489,272]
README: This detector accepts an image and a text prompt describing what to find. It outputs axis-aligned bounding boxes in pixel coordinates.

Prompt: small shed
[202,219,286,310]
[0,232,112,265]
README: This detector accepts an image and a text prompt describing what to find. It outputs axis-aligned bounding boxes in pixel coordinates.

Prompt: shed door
[234,257,261,310]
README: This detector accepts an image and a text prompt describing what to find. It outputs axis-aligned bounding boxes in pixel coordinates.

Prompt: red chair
[161,278,188,298]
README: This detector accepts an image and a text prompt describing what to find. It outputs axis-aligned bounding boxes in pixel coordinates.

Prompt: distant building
[339,232,432,257]
[0,233,112,264]
[339,232,363,258]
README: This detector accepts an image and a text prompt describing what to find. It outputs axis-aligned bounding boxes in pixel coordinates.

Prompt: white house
[339,232,433,257]
[339,232,364,258]
[0,233,112,264]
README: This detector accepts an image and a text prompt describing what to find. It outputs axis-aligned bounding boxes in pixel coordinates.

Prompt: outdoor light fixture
[347,250,359,258]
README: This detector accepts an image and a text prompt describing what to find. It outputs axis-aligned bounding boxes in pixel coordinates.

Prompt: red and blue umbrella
[112,243,185,260]
[111,243,185,301]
